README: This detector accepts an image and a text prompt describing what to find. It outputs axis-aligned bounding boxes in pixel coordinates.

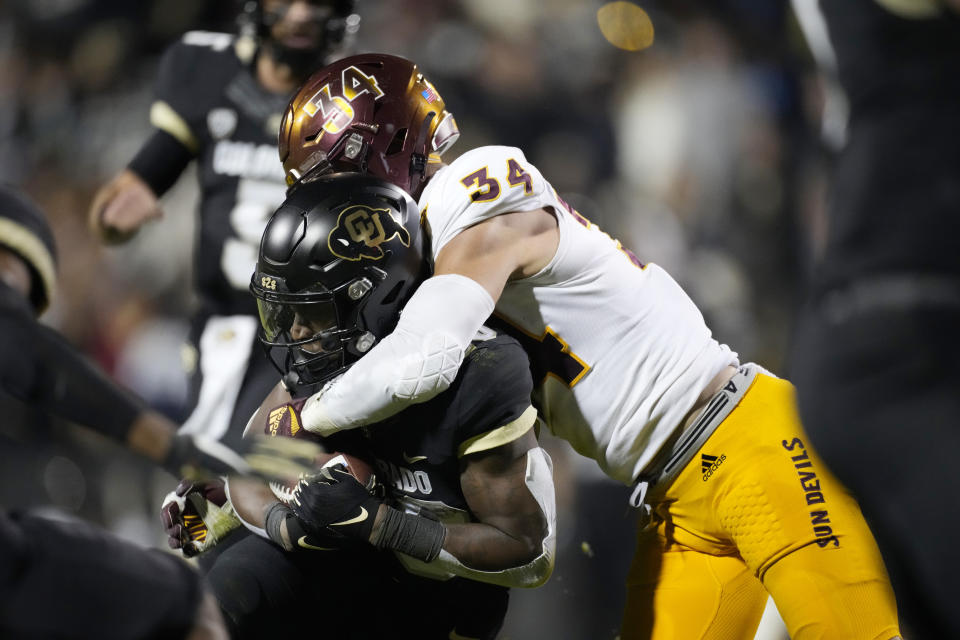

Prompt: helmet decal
[327,204,411,262]
[280,54,459,193]
[341,66,386,101]
[303,66,385,135]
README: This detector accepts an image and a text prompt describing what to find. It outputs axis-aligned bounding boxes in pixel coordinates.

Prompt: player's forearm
[301,274,494,435]
[28,320,143,441]
[127,129,193,198]
[442,520,544,571]
[226,474,277,530]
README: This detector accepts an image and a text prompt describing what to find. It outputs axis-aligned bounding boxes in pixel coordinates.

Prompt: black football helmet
[250,172,428,389]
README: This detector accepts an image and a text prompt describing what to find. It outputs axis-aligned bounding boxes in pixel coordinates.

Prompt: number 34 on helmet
[278,53,460,193]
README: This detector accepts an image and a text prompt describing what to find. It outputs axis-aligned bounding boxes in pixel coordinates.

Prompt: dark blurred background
[0,1,832,637]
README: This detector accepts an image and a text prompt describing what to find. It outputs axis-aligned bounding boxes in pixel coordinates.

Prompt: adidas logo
[701,453,726,481]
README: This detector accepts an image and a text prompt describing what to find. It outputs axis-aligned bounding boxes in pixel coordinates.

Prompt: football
[269,452,375,505]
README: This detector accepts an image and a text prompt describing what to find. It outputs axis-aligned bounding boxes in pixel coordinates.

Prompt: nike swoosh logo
[331,506,368,527]
[297,536,336,551]
[402,453,428,464]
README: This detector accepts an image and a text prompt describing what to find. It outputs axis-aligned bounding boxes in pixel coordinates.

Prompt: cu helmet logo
[328,205,411,261]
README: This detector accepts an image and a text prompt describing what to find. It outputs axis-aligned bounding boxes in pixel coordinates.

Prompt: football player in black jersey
[791,1,960,637]
[87,1,358,452]
[0,185,229,639]
[0,184,272,484]
[166,174,557,640]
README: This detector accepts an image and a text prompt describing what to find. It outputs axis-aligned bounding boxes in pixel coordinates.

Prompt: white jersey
[420,146,737,484]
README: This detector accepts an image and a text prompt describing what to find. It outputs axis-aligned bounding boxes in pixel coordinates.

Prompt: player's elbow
[525,557,554,589]
[516,536,543,565]
[390,332,465,403]
[512,547,555,589]
[507,524,556,588]
[512,517,550,565]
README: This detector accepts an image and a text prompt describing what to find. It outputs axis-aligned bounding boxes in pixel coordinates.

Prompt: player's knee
[761,542,900,640]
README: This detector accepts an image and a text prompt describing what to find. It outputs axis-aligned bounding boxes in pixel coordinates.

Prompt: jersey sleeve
[422,146,553,258]
[0,306,143,442]
[151,32,235,152]
[450,333,538,458]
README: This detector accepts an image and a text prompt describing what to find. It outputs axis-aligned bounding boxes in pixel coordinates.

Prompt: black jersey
[152,32,291,316]
[361,332,534,520]
[212,333,534,639]
[813,1,960,289]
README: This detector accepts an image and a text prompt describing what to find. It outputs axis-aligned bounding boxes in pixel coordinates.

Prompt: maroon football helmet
[278,53,459,193]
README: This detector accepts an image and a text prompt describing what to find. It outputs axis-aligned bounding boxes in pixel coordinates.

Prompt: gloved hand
[263,500,363,553]
[290,465,382,544]
[160,478,240,557]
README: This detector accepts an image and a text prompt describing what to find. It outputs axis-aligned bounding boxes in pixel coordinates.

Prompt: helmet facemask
[254,278,378,387]
[250,173,427,392]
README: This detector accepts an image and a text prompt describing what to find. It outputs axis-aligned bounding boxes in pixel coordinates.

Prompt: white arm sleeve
[301,273,495,436]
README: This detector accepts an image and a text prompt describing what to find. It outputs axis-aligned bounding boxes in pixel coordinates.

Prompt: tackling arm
[300,208,557,436]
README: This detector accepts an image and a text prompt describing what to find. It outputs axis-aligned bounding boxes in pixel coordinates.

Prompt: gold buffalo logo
[328,205,410,261]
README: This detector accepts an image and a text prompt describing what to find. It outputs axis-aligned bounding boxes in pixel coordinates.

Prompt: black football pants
[0,510,200,639]
[206,533,509,639]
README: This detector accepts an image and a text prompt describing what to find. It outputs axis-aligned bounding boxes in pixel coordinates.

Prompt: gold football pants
[621,373,900,640]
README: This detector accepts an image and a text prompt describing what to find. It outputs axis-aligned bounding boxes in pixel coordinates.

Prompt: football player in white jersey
[266,53,901,640]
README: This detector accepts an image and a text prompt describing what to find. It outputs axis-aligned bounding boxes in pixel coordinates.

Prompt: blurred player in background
[0,185,258,481]
[264,53,901,639]
[791,0,960,637]
[0,185,228,639]
[162,174,556,639]
[87,0,358,452]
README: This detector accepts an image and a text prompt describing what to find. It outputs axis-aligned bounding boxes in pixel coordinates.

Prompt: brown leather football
[269,452,375,504]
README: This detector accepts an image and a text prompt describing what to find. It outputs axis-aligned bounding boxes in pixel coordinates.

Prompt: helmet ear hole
[385,128,407,156]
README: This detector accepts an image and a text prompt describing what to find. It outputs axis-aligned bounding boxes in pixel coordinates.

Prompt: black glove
[264,501,362,552]
[290,466,382,543]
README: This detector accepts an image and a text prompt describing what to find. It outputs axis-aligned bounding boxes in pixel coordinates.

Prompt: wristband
[264,502,295,551]
[128,129,193,197]
[264,501,346,553]
[371,506,446,562]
